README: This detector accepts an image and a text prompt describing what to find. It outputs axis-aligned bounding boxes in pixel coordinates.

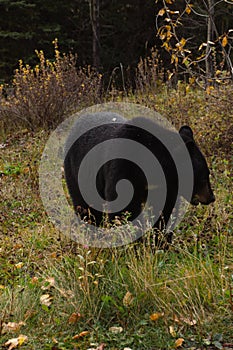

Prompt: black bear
[64,112,215,240]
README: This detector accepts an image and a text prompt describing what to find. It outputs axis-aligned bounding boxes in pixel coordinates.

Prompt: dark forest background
[0,0,232,85]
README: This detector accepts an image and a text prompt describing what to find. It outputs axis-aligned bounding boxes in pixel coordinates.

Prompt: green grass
[0,85,232,349]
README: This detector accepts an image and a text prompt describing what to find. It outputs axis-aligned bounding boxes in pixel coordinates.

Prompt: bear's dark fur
[64,112,215,237]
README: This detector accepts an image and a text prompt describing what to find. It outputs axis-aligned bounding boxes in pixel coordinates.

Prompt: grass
[0,84,233,349]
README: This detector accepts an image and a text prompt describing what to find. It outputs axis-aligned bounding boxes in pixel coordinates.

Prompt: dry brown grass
[0,40,102,135]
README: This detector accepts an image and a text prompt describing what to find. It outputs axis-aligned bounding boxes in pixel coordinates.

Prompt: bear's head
[179,125,215,206]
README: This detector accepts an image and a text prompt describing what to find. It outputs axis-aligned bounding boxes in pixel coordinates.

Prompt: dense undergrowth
[0,48,232,349]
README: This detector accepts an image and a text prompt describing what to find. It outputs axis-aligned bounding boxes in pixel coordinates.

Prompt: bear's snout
[193,182,215,205]
[199,192,215,205]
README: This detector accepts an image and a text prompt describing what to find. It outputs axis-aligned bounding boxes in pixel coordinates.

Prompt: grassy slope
[0,86,232,349]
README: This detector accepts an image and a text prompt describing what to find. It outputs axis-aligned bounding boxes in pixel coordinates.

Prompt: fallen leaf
[169,325,176,337]
[68,312,81,324]
[180,317,197,326]
[87,345,106,350]
[40,294,52,307]
[41,277,55,290]
[96,344,106,350]
[4,334,28,350]
[123,291,134,307]
[2,322,26,334]
[175,338,185,348]
[23,166,30,174]
[31,277,38,284]
[4,337,18,350]
[173,314,181,323]
[150,312,164,321]
[109,326,123,334]
[14,262,24,269]
[13,244,22,249]
[73,330,90,339]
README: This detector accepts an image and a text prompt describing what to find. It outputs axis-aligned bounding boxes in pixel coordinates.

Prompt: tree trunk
[206,0,215,85]
[89,0,100,70]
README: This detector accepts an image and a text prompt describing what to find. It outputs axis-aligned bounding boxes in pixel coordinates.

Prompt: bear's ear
[179,125,194,140]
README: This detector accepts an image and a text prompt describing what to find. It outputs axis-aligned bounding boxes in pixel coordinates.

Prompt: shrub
[135,48,161,95]
[0,39,102,132]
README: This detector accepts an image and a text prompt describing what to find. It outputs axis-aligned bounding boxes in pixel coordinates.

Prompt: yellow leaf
[171,54,178,65]
[73,330,90,339]
[162,41,171,51]
[175,338,185,348]
[176,38,186,49]
[168,72,174,80]
[189,77,196,85]
[169,325,176,337]
[206,85,214,95]
[222,36,228,47]
[14,262,23,269]
[165,25,171,31]
[18,335,28,346]
[158,8,166,16]
[165,0,173,3]
[180,38,186,47]
[185,5,192,14]
[150,312,164,321]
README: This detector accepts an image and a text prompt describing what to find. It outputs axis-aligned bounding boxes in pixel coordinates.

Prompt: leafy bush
[0,40,102,132]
